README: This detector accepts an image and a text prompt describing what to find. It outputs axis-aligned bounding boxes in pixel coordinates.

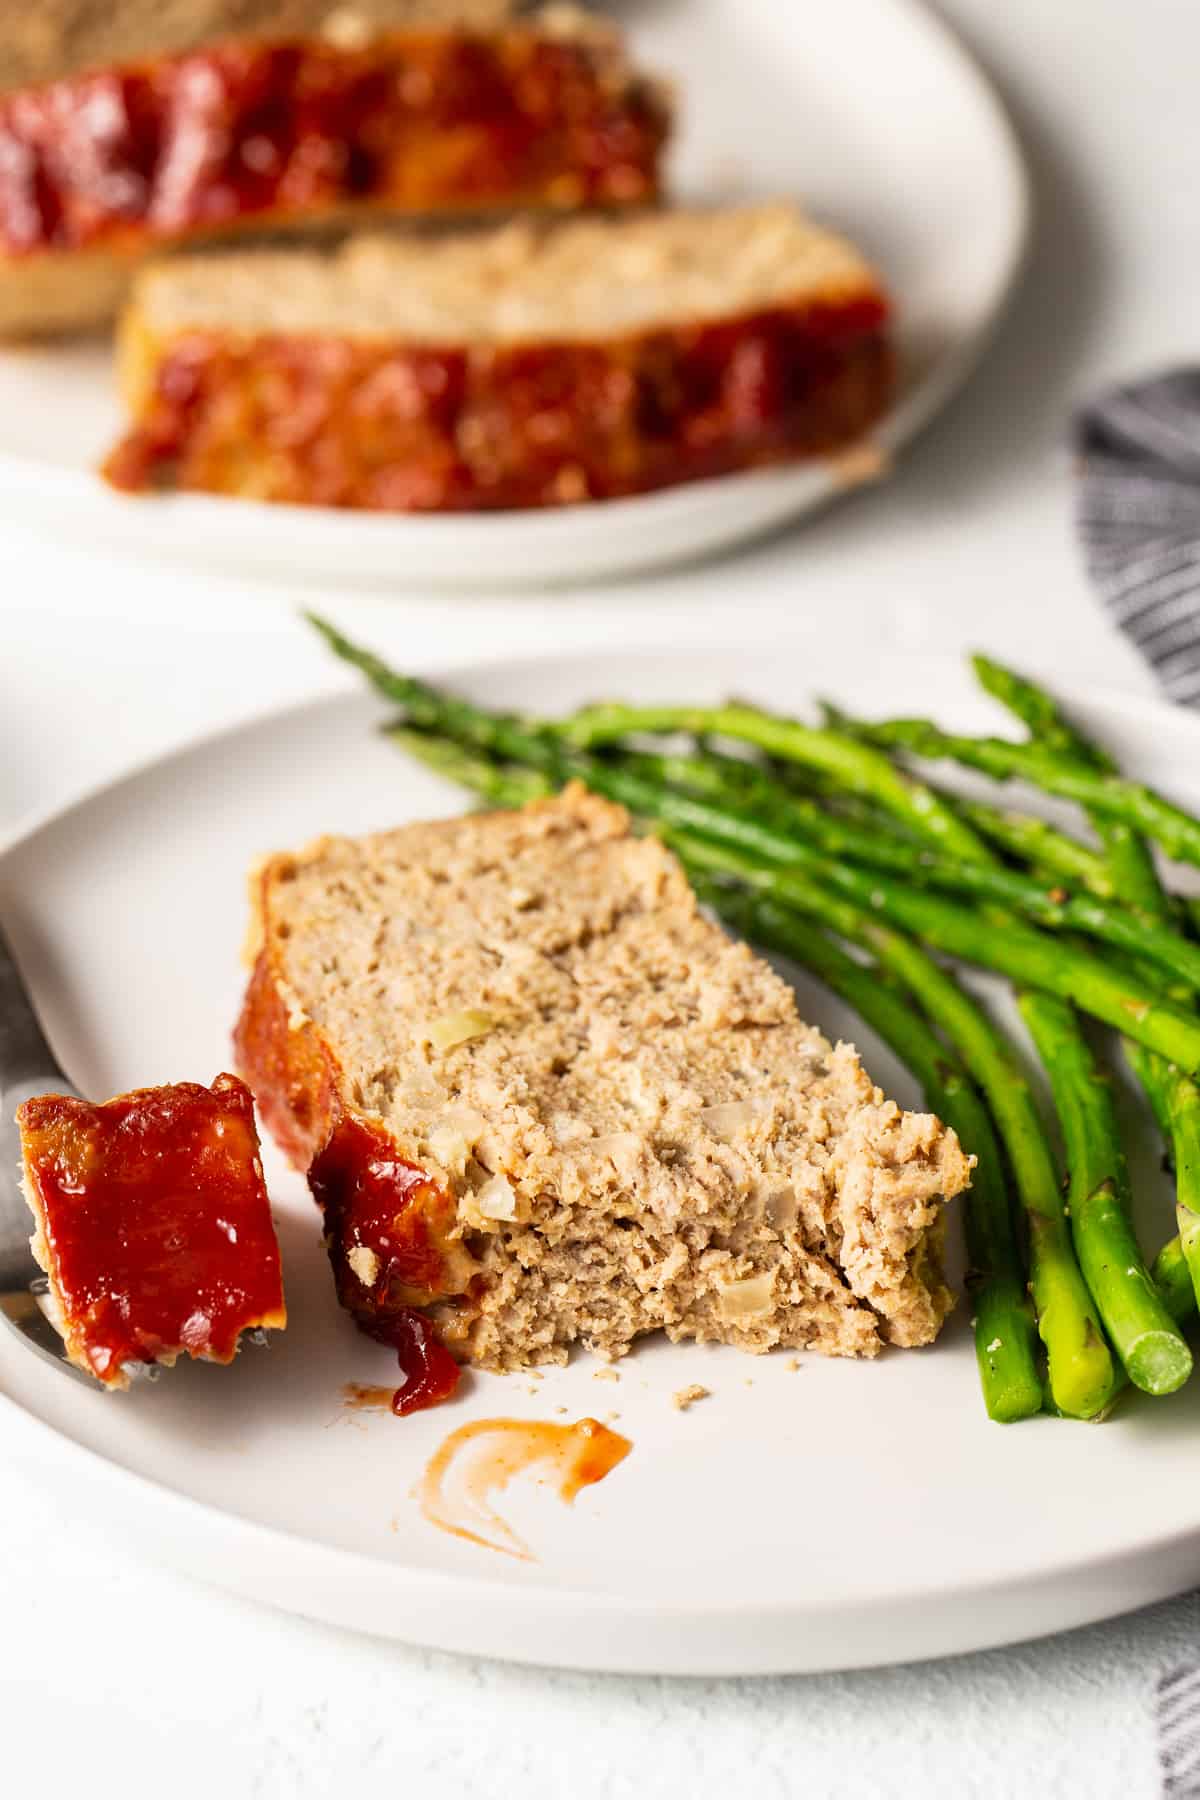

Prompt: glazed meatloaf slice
[104,203,892,507]
[234,788,968,1377]
[0,6,667,336]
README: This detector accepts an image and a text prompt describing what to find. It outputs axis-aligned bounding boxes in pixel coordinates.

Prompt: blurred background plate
[2,645,1199,1676]
[0,0,1027,589]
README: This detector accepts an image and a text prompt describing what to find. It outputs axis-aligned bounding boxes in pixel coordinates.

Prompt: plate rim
[0,0,1030,589]
[4,646,1200,1674]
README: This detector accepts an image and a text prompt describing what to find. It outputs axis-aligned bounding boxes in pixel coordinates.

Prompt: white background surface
[2,0,1198,1791]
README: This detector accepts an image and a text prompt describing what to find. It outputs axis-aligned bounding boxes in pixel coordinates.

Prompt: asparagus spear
[971,654,1091,749]
[309,613,534,755]
[389,726,551,808]
[558,699,993,859]
[690,881,1042,1422]
[673,838,1117,1418]
[1018,993,1192,1394]
[1153,1234,1198,1324]
[972,653,1169,917]
[766,750,1118,899]
[955,801,1116,900]
[819,704,1200,868]
[1124,1046,1200,1311]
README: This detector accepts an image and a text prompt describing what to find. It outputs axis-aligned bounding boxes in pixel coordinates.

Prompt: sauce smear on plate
[418,1416,632,1560]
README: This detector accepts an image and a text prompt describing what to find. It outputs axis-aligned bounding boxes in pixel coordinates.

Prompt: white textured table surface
[3,2,1199,1791]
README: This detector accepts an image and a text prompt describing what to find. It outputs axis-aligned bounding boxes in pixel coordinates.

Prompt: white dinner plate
[0,0,1027,589]
[3,644,1200,1676]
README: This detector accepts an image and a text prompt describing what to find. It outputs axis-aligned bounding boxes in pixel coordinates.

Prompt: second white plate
[2,645,1200,1676]
[0,0,1027,588]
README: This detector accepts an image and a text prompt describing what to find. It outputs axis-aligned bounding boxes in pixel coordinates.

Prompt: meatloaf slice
[0,6,667,335]
[234,788,968,1375]
[103,203,891,507]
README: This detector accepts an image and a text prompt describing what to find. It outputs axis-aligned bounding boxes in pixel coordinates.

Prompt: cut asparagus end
[1123,1328,1194,1397]
[969,1283,1045,1424]
[1031,1254,1118,1421]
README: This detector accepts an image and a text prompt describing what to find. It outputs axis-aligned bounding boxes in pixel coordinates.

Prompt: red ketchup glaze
[16,1074,285,1383]
[104,302,893,508]
[374,1308,462,1416]
[232,947,336,1171]
[307,1112,462,1416]
[0,31,667,257]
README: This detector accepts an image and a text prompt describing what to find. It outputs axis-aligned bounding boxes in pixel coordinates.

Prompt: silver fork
[0,924,99,1381]
[0,927,162,1385]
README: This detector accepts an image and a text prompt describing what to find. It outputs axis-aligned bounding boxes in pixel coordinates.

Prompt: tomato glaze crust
[16,1073,286,1386]
[0,24,668,262]
[233,859,473,1410]
[105,299,892,508]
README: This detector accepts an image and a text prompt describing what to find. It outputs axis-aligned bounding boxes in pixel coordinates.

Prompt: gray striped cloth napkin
[1075,371,1200,705]
[1086,376,1200,1785]
[1078,374,1200,1793]
[1159,1667,1200,1796]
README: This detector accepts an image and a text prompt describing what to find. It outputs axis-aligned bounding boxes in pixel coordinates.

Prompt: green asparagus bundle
[869,658,1192,1396]
[973,655,1200,1320]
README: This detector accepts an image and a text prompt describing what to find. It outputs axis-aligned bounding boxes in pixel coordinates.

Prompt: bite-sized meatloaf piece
[17,1072,286,1386]
[105,203,892,507]
[234,788,967,1390]
[0,6,668,335]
